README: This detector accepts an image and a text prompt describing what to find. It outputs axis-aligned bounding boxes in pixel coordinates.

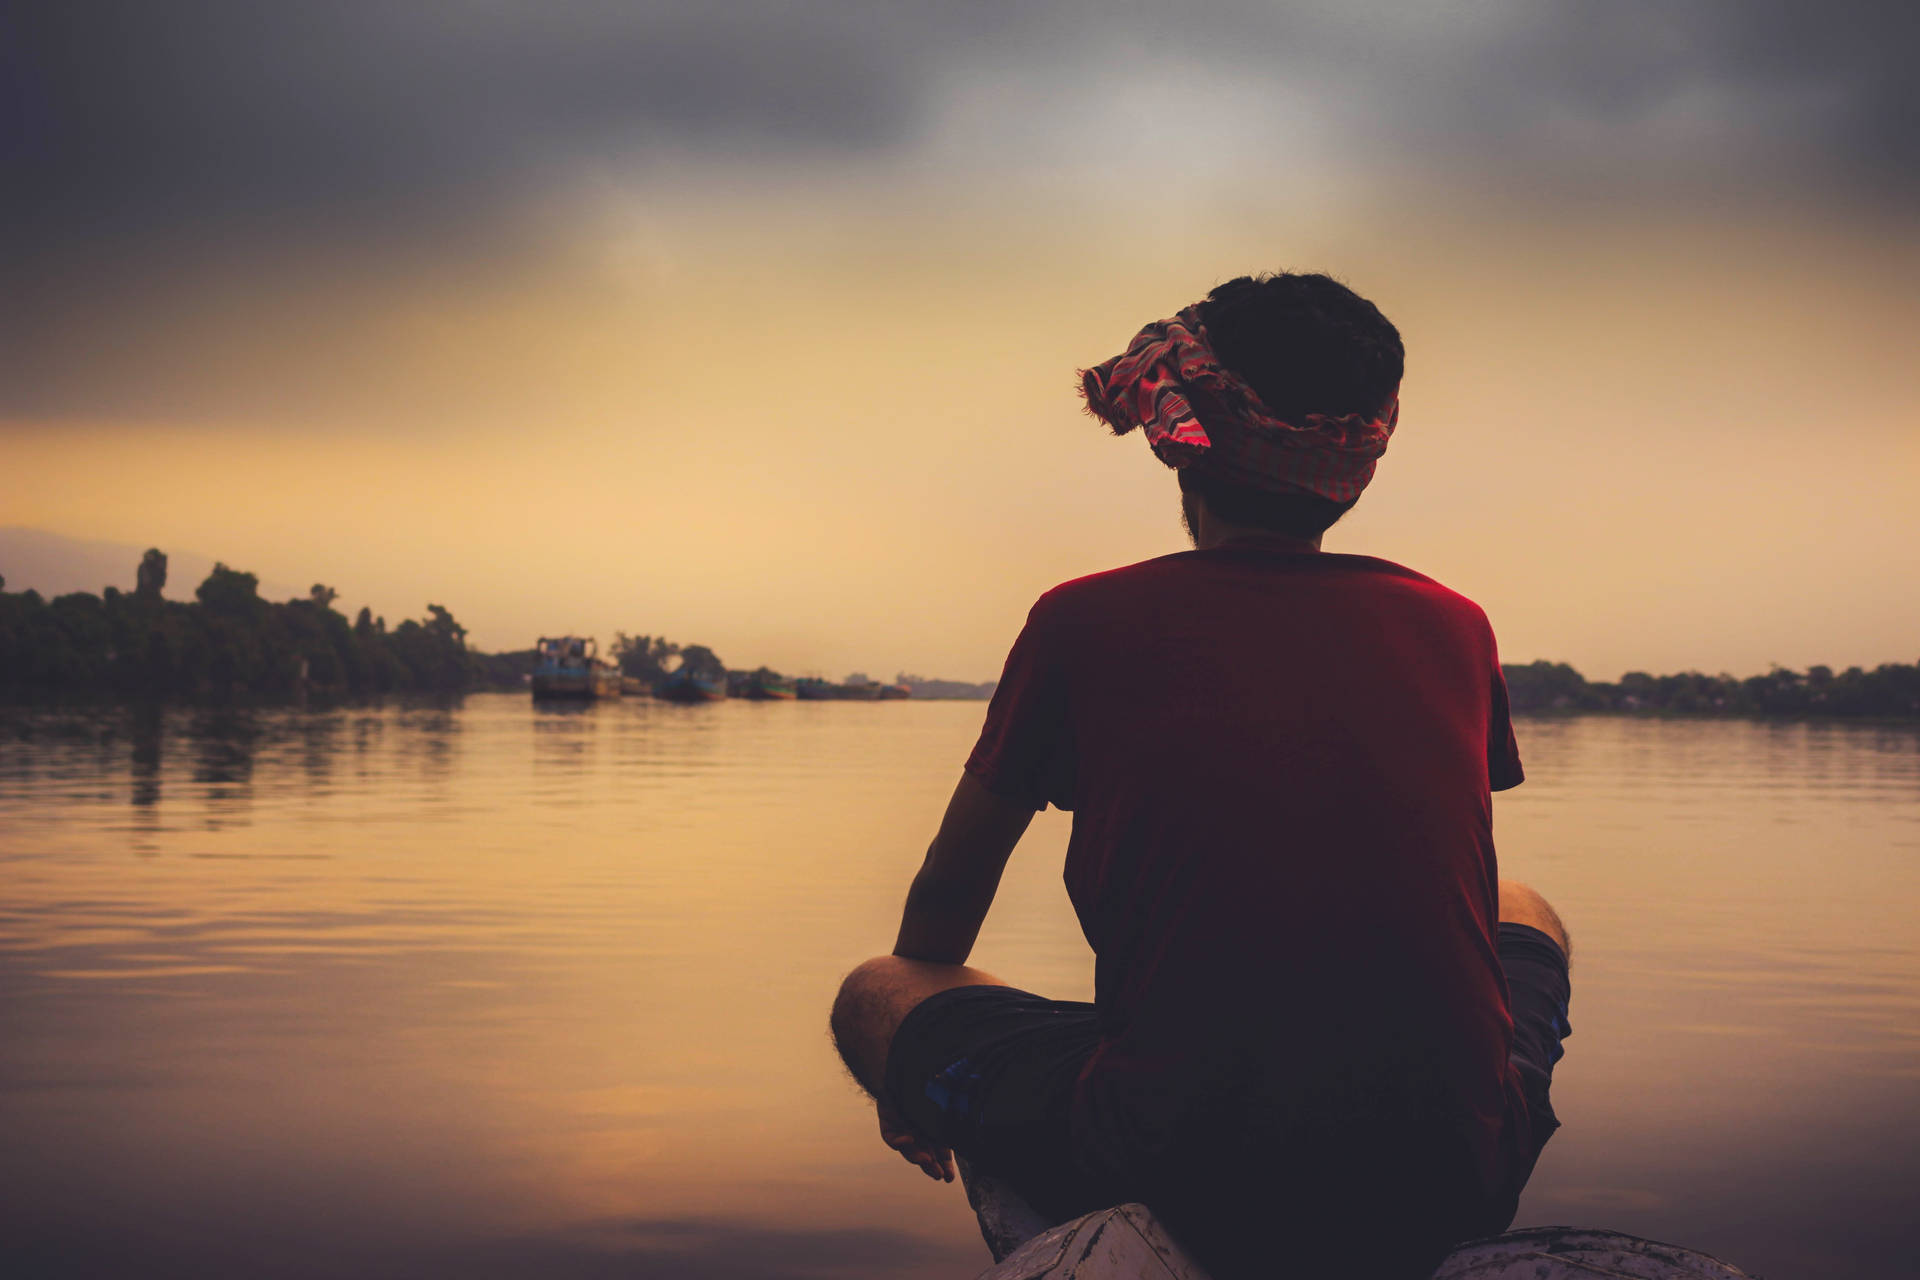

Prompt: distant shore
[0,552,995,706]
[3,551,1911,718]
[1502,659,1919,720]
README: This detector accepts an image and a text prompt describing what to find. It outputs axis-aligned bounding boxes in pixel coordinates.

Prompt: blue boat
[531,636,622,700]
[655,669,728,702]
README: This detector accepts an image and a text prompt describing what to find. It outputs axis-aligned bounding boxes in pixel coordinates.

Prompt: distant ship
[739,670,796,700]
[656,668,728,702]
[532,636,622,700]
[795,675,910,701]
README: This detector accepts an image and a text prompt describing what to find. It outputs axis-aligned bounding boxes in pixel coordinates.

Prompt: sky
[3,1,1916,682]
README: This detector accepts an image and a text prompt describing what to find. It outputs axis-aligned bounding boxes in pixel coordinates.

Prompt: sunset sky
[4,2,1915,683]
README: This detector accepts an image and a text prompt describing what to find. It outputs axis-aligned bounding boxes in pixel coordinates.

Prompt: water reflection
[129,703,163,809]
[0,701,1915,1279]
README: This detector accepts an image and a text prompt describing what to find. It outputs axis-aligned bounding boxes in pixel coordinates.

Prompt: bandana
[1078,305,1398,501]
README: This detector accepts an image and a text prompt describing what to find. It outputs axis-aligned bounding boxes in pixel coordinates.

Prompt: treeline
[605,634,905,699]
[1503,660,1920,719]
[608,633,727,684]
[0,550,512,699]
[11,547,1914,717]
[0,547,886,705]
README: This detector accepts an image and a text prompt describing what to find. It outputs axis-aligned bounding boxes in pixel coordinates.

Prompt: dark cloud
[1,0,1912,266]
[1436,0,1917,192]
[0,2,921,255]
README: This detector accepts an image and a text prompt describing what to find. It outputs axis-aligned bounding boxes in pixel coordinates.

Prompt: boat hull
[531,635,621,700]
[531,668,622,699]
[655,673,728,702]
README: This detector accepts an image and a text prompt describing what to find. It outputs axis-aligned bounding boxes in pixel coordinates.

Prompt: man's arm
[892,772,1037,963]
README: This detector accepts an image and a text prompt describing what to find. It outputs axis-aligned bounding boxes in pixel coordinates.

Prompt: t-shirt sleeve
[1488,654,1525,792]
[964,595,1075,811]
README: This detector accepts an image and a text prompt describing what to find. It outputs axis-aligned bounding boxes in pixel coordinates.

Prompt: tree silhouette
[136,549,168,599]
[195,564,262,618]
[612,632,681,682]
[424,603,466,646]
[676,644,726,681]
[0,552,506,699]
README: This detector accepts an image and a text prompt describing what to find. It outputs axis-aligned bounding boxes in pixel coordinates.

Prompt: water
[1,697,1916,1279]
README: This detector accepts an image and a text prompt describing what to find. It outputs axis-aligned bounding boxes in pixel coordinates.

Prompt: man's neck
[1188,503,1323,553]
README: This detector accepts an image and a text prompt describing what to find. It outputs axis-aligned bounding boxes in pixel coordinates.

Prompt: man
[831,272,1572,1278]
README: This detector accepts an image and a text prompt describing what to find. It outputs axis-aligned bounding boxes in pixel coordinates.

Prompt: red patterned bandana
[1078,305,1398,501]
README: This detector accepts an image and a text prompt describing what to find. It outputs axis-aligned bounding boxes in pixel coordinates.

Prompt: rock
[975,1203,1203,1279]
[964,1170,1758,1280]
[961,1158,1056,1263]
[1431,1227,1759,1279]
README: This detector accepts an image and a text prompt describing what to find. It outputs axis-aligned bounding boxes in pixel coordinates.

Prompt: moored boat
[531,636,622,700]
[655,669,728,702]
[794,675,909,701]
[739,668,796,700]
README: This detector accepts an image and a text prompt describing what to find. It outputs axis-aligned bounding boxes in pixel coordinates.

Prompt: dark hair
[1178,469,1357,540]
[1185,272,1402,538]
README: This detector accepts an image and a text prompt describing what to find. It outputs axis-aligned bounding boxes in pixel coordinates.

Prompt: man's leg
[830,954,1007,1097]
[1494,877,1573,1219]
[1498,878,1570,961]
[832,958,1109,1219]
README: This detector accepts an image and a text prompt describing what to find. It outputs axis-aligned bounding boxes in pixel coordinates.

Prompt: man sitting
[830,272,1573,1279]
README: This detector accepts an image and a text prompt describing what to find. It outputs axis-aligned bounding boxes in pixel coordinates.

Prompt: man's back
[967,539,1529,1230]
[829,274,1572,1280]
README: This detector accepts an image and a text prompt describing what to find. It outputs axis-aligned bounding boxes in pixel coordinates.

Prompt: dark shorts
[882,922,1573,1225]
[1499,921,1575,1171]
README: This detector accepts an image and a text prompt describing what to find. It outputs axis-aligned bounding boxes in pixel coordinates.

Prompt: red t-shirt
[965,539,1528,1198]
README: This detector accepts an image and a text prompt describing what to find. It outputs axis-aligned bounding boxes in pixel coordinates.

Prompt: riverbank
[1503,658,1920,719]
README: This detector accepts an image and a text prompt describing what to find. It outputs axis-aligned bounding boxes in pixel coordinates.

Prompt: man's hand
[877,1097,956,1183]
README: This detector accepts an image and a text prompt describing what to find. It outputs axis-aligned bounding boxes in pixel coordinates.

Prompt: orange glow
[5,200,1915,682]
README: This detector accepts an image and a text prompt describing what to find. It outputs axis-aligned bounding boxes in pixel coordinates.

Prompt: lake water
[2,696,1916,1279]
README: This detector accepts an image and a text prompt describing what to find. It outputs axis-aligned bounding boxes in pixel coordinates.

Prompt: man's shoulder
[1027,552,1207,616]
[1044,551,1197,591]
[1034,550,1489,618]
[1335,554,1495,619]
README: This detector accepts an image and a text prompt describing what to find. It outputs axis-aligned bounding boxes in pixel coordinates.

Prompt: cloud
[4,2,1911,430]
[3,0,1912,270]
[0,3,917,255]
